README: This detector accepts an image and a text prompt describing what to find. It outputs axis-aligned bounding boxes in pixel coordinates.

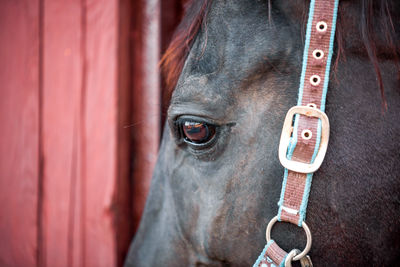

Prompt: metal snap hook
[266,216,312,261]
[284,249,313,267]
[284,249,300,267]
[300,255,313,267]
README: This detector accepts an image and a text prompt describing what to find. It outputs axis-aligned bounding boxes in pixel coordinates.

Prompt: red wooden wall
[0,0,182,266]
[0,1,40,266]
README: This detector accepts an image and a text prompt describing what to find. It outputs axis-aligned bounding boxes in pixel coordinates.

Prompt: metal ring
[312,49,324,59]
[310,75,321,86]
[301,129,312,140]
[266,216,312,261]
[316,21,328,32]
[285,249,300,267]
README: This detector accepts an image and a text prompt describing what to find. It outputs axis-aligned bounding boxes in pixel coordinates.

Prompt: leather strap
[254,0,339,266]
[278,0,338,226]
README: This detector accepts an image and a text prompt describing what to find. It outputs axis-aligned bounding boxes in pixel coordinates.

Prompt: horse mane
[160,0,400,108]
[160,0,212,107]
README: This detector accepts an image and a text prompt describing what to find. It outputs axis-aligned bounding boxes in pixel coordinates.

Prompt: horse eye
[181,121,216,144]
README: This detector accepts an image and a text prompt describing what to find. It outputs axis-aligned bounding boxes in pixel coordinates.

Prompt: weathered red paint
[0,0,182,265]
[115,0,134,265]
[83,0,122,266]
[131,0,161,233]
[41,1,83,266]
[42,0,133,266]
[0,1,40,266]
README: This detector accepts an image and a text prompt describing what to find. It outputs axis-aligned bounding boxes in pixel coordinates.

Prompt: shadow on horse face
[126,1,400,266]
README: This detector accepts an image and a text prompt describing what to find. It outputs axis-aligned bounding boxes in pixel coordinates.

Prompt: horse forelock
[161,0,400,109]
[160,0,212,108]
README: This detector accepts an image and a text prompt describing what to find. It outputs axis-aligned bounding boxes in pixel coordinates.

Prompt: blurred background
[0,0,184,266]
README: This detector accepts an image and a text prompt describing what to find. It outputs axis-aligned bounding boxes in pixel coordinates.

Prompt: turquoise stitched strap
[277,0,339,226]
[254,0,339,265]
[253,240,275,267]
[296,0,339,226]
[253,240,288,267]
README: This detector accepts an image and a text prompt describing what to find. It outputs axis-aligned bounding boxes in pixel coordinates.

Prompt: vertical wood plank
[115,0,134,265]
[131,0,161,233]
[41,1,83,266]
[83,0,121,266]
[0,1,40,266]
[1,0,134,266]
[43,0,132,266]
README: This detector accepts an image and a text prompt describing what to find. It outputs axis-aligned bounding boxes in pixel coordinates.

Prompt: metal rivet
[316,21,328,32]
[307,103,317,109]
[310,75,321,86]
[312,49,324,59]
[301,129,312,140]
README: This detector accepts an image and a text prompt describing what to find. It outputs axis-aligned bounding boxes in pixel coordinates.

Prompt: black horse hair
[161,0,400,109]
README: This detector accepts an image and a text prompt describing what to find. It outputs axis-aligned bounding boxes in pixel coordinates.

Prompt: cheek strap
[254,0,339,266]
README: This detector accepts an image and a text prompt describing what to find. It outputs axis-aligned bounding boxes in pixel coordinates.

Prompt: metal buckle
[279,106,330,173]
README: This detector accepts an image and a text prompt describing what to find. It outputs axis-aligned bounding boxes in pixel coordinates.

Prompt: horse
[125,0,400,265]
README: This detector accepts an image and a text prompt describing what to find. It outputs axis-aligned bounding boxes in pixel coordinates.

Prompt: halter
[254,0,339,266]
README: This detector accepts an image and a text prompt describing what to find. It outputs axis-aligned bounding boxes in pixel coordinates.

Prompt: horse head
[126,0,400,265]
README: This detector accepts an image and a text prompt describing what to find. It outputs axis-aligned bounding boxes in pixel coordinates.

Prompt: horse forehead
[197,0,296,68]
[172,0,299,108]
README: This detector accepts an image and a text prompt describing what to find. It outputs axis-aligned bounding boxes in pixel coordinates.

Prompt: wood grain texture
[115,0,134,265]
[42,0,132,266]
[0,0,169,265]
[41,1,84,266]
[0,1,40,266]
[83,0,119,266]
[41,0,132,266]
[131,0,161,234]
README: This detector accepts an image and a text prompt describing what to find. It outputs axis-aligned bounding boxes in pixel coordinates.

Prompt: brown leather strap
[258,0,339,266]
[265,241,287,265]
[278,0,336,227]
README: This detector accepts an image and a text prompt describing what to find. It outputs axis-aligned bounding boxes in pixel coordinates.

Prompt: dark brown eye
[182,121,216,144]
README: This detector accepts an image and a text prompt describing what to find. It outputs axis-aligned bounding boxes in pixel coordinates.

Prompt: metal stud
[310,75,321,86]
[312,49,324,59]
[301,129,312,140]
[316,21,328,32]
